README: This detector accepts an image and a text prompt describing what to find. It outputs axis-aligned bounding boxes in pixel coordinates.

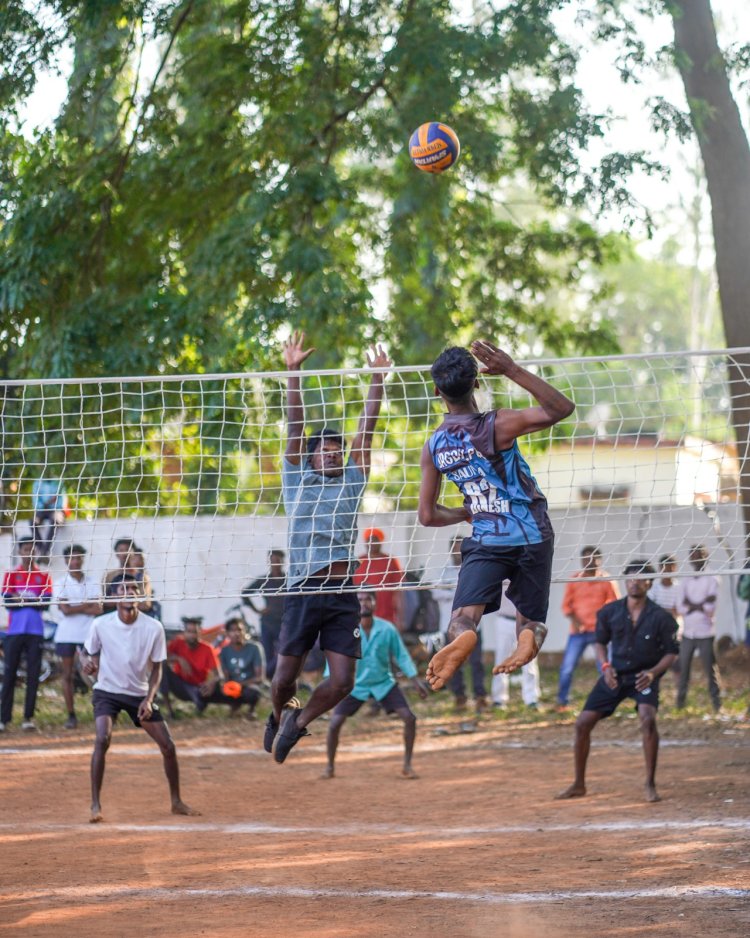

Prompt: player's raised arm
[418,443,471,527]
[350,344,392,477]
[283,330,316,465]
[470,340,575,450]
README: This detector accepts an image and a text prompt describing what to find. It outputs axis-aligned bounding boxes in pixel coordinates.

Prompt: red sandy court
[1,715,748,937]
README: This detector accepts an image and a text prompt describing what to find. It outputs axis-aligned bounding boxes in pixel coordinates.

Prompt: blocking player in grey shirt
[81,575,198,823]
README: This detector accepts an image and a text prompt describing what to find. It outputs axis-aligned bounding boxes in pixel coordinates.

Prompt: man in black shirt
[556,559,678,804]
[241,550,286,679]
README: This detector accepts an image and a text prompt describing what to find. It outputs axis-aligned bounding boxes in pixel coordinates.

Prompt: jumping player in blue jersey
[418,341,575,692]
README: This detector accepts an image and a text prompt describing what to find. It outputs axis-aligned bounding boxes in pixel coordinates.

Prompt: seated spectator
[218,616,265,720]
[32,478,67,564]
[161,616,221,715]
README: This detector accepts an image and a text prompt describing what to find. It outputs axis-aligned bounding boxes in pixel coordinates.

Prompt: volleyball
[409,122,460,173]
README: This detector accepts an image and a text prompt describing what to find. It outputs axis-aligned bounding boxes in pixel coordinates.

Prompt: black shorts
[583,674,661,718]
[333,683,409,717]
[92,689,165,727]
[279,578,361,659]
[56,642,83,658]
[452,537,554,621]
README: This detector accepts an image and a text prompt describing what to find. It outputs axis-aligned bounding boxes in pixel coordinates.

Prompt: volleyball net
[1,347,748,605]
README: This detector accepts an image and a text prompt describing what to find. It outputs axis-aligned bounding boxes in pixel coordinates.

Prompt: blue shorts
[452,537,554,621]
[56,642,83,658]
[583,674,661,717]
[333,683,409,717]
[279,577,361,659]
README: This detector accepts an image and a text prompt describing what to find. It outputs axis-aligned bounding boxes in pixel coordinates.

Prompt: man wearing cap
[267,332,391,764]
[54,544,103,729]
[161,616,221,714]
[1,536,53,732]
[354,528,405,631]
[218,617,265,719]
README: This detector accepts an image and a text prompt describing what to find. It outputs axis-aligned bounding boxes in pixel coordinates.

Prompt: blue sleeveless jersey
[428,411,553,546]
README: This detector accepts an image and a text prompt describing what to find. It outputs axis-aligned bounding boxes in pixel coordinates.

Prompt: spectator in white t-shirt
[81,576,199,824]
[648,554,680,620]
[676,544,722,712]
[54,544,103,729]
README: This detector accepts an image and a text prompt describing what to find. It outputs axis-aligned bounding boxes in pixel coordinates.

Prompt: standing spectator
[436,535,487,713]
[126,547,160,620]
[102,538,136,613]
[241,549,286,678]
[556,547,620,710]
[649,554,680,619]
[676,544,722,712]
[353,528,405,631]
[486,583,540,710]
[555,560,678,804]
[1,536,53,731]
[738,569,750,648]
[81,576,198,823]
[322,591,428,780]
[161,615,221,714]
[54,545,103,729]
[218,616,265,719]
[31,478,67,563]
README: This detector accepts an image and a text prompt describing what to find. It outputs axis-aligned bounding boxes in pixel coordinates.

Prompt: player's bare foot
[426,631,477,690]
[645,784,661,803]
[554,783,586,800]
[493,629,537,674]
[89,806,104,823]
[400,766,419,779]
[321,766,335,779]
[171,800,200,816]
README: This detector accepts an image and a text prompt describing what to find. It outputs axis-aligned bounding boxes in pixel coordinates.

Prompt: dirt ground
[1,710,749,938]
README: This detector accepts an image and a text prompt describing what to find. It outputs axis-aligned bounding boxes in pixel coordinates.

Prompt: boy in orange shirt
[556,547,619,709]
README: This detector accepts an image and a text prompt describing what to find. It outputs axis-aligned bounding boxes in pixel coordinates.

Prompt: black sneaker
[273,708,310,764]
[263,713,280,753]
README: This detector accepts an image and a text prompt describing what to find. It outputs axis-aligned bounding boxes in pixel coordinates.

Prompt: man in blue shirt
[267,331,392,764]
[322,591,428,779]
[418,341,575,694]
[556,560,679,804]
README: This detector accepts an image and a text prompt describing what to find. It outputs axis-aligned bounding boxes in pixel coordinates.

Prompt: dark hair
[114,537,135,551]
[63,544,87,557]
[623,559,655,578]
[307,427,345,456]
[431,347,478,402]
[225,616,244,628]
[658,553,677,566]
[690,543,707,555]
[109,573,139,587]
[17,535,35,547]
[581,545,601,557]
[357,589,377,598]
[270,549,285,558]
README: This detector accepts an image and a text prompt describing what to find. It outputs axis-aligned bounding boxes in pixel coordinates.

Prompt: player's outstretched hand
[471,340,515,376]
[366,343,392,371]
[283,330,316,370]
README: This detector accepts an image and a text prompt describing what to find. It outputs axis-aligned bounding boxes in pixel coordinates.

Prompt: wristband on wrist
[601,661,612,670]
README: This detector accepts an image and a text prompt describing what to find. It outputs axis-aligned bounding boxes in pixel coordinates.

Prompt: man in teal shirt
[322,591,428,779]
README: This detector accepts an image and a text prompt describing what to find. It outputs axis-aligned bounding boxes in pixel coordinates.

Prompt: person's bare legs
[141,719,199,816]
[271,652,305,721]
[639,703,661,803]
[555,709,603,799]
[494,615,547,674]
[60,655,76,721]
[90,714,112,822]
[426,606,483,691]
[395,706,418,778]
[322,711,347,778]
[295,651,355,729]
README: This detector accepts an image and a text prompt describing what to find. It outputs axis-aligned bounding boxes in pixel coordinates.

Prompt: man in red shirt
[161,616,221,714]
[556,546,619,710]
[353,528,405,630]
[1,536,53,731]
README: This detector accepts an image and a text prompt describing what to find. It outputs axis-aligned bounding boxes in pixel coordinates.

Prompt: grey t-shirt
[282,455,366,586]
[85,611,167,697]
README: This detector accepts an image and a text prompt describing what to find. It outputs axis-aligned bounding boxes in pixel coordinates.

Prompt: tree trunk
[670,0,750,558]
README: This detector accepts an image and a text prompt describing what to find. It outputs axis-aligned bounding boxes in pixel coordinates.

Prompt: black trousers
[161,666,260,712]
[1,633,44,723]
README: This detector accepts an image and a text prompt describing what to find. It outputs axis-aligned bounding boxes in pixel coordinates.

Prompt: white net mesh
[1,348,749,620]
